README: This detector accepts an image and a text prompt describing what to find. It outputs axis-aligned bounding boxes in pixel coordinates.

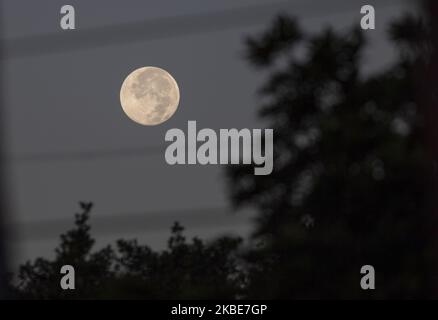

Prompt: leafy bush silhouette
[14,203,243,299]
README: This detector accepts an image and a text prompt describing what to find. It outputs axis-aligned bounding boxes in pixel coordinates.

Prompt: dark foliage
[227,14,434,298]
[12,203,243,299]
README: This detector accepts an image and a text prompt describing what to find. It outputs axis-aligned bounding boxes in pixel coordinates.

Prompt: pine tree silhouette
[227,14,434,299]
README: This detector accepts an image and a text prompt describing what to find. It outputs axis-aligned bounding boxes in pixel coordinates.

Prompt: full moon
[120,66,180,125]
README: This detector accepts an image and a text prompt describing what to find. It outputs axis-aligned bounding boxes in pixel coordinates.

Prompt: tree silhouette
[226,14,434,298]
[13,203,243,299]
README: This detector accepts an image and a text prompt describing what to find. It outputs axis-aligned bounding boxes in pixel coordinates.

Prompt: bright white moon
[120,66,180,126]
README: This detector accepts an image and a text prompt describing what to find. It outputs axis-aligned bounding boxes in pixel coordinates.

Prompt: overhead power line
[3,1,293,59]
[2,0,401,59]
[13,206,253,241]
[11,145,163,164]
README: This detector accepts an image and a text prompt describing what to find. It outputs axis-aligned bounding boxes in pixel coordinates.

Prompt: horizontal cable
[9,145,164,164]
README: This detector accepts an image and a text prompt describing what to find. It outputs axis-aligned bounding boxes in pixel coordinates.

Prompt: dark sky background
[1,0,407,266]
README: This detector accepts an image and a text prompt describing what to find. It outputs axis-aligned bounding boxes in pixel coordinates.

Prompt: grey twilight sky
[0,0,408,265]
